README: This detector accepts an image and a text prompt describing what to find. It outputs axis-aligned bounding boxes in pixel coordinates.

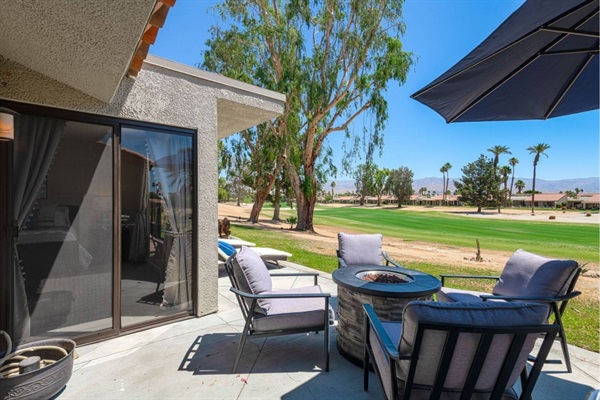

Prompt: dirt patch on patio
[218,203,599,301]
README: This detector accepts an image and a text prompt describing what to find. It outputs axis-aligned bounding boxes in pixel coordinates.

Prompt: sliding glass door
[4,105,196,344]
[13,118,114,340]
[120,126,194,327]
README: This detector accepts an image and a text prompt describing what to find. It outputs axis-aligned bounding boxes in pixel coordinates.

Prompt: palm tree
[499,165,512,209]
[515,179,526,194]
[508,157,519,204]
[440,162,452,203]
[330,181,336,196]
[527,143,551,215]
[487,145,512,170]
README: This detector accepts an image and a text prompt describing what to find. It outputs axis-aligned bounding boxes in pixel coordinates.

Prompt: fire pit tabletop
[332,265,441,298]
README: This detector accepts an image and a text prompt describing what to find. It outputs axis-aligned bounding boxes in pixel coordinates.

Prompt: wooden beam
[149,3,170,28]
[142,26,159,44]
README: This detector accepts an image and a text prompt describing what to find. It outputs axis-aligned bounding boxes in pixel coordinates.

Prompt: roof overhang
[0,0,173,103]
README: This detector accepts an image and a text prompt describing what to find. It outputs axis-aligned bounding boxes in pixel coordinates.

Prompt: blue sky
[150,0,599,181]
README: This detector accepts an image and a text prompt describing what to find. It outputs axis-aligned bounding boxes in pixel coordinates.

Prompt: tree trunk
[531,165,537,215]
[295,190,316,231]
[477,205,482,213]
[509,173,515,204]
[272,180,282,221]
[249,187,271,223]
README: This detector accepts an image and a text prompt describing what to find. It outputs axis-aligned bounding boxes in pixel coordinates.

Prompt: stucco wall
[0,55,285,318]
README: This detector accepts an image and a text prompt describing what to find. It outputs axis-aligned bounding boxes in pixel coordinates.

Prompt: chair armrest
[440,274,500,286]
[230,287,331,299]
[480,290,582,303]
[270,272,319,285]
[363,304,401,361]
[338,257,348,269]
[383,252,402,268]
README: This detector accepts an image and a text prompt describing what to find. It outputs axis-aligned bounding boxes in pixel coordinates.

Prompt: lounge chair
[363,301,559,400]
[438,249,582,372]
[225,246,333,372]
[337,232,400,268]
[218,240,291,265]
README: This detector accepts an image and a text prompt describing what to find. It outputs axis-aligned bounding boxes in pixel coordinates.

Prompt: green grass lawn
[233,222,600,352]
[307,207,599,263]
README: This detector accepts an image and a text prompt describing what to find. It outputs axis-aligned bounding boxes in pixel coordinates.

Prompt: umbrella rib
[411,0,596,98]
[540,26,599,39]
[542,48,599,56]
[544,52,596,119]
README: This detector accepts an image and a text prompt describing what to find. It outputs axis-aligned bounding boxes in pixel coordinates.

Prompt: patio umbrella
[411,0,599,122]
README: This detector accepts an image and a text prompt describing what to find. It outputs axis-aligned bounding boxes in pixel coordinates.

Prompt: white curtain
[128,158,150,262]
[12,115,65,342]
[146,134,193,309]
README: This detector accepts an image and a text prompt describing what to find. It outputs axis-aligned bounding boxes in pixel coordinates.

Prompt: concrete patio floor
[59,261,599,399]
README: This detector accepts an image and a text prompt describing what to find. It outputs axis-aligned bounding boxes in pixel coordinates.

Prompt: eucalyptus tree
[388,167,414,208]
[372,167,391,206]
[507,157,519,203]
[354,163,376,206]
[527,143,550,215]
[205,0,414,231]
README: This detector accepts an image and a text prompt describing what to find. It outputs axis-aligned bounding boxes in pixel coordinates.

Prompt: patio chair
[337,232,400,268]
[224,246,333,373]
[437,249,581,373]
[218,239,292,266]
[363,301,559,400]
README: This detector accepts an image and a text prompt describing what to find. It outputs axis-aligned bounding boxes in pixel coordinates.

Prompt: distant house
[523,193,569,208]
[568,193,600,210]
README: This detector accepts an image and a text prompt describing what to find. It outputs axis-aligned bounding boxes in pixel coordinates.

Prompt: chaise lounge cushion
[232,246,272,313]
[492,249,579,297]
[338,232,383,266]
[398,301,548,392]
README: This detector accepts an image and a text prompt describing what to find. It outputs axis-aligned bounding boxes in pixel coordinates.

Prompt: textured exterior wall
[0,0,155,102]
[0,56,285,318]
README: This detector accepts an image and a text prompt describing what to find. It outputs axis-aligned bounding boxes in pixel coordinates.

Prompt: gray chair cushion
[233,246,272,313]
[437,287,488,303]
[338,232,383,266]
[398,301,548,392]
[252,286,329,331]
[493,249,579,297]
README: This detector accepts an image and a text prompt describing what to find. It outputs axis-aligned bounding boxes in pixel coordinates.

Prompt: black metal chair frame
[363,304,559,400]
[224,256,331,373]
[440,266,582,372]
[336,249,401,268]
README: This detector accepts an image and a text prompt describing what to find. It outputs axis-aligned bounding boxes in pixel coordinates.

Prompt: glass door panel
[14,118,114,341]
[120,127,193,327]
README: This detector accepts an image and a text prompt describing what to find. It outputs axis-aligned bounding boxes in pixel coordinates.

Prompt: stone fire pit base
[336,285,432,365]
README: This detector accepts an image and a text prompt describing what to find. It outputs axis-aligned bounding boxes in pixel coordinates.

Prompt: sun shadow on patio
[179,330,332,375]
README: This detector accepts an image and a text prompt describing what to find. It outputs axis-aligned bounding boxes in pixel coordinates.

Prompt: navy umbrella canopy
[411,0,599,123]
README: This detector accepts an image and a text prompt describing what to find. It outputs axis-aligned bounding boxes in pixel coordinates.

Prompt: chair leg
[557,323,572,373]
[232,331,248,374]
[233,314,254,373]
[553,303,573,373]
[324,325,330,372]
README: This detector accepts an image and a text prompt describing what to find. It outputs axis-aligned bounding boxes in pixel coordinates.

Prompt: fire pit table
[332,265,441,365]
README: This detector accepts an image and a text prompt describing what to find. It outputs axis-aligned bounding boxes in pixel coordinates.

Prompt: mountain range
[328,177,599,195]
